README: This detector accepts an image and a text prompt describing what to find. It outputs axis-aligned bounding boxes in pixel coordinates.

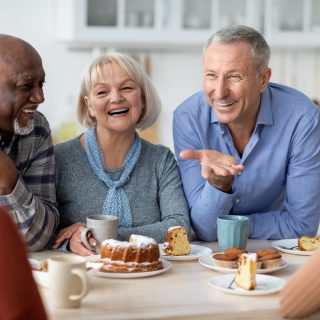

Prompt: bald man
[0,34,59,251]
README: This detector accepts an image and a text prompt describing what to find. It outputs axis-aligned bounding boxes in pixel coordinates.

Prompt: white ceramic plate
[159,244,212,261]
[199,254,288,274]
[272,239,313,256]
[93,259,172,279]
[208,274,285,296]
[85,256,105,269]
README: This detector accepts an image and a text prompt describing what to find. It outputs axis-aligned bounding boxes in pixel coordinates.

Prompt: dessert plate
[208,274,285,296]
[159,244,212,261]
[92,259,172,279]
[199,254,288,274]
[272,239,313,256]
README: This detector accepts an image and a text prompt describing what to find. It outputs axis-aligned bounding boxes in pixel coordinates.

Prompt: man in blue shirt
[173,25,320,241]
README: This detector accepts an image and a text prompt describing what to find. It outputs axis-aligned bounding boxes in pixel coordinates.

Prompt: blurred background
[1,0,320,151]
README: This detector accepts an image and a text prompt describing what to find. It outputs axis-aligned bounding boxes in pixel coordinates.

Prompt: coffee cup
[217,215,249,251]
[80,214,118,253]
[48,255,89,309]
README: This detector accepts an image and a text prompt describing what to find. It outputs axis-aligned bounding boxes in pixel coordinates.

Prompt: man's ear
[260,67,272,93]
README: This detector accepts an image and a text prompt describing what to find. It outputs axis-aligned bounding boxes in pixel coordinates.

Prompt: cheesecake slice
[235,253,257,290]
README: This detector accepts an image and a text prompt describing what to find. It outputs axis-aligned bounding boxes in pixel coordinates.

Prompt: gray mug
[80,214,118,253]
[217,215,249,251]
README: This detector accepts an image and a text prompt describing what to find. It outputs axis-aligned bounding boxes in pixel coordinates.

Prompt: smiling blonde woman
[53,53,191,256]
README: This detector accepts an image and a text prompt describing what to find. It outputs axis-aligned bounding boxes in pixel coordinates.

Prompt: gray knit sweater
[54,136,190,243]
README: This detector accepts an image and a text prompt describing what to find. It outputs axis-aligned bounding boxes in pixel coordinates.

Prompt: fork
[227,276,235,289]
[278,245,298,250]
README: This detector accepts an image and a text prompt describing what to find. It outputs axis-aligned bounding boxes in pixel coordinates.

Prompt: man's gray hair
[203,25,270,75]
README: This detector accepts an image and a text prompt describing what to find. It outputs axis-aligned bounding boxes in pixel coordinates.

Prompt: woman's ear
[139,94,147,123]
[84,96,95,118]
[139,106,146,123]
[259,68,272,93]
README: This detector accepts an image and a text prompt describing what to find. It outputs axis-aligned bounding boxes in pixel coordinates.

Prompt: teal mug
[217,215,249,251]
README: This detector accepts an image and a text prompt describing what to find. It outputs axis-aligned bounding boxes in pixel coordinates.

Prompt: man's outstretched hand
[180,150,244,193]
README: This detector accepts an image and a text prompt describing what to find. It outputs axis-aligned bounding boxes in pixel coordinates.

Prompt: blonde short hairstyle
[77,52,161,130]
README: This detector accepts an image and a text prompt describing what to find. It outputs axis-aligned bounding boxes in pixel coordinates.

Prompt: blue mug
[217,215,249,251]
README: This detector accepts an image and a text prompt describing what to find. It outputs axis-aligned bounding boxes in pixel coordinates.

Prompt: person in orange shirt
[0,206,47,319]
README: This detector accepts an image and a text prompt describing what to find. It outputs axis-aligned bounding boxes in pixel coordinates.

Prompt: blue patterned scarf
[85,127,141,227]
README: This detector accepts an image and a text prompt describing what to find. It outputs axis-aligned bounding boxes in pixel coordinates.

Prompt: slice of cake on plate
[235,253,257,290]
[163,226,191,256]
[298,236,320,251]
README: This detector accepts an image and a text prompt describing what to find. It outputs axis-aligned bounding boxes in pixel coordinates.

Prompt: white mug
[81,214,118,253]
[48,255,89,308]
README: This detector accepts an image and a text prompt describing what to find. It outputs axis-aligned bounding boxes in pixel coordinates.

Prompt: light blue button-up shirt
[173,83,320,241]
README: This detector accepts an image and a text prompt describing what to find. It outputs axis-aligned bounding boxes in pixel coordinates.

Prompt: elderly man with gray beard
[0,34,59,251]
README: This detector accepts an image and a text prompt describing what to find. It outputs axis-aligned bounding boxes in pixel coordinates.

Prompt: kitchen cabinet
[264,0,320,47]
[54,0,264,50]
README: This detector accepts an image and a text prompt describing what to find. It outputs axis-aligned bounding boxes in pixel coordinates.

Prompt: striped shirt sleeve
[0,112,59,251]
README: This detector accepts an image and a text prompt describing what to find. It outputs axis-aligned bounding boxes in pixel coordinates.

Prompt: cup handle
[69,268,89,301]
[80,227,95,250]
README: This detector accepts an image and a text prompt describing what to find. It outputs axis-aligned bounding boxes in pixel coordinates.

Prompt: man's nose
[214,78,229,100]
[30,87,45,104]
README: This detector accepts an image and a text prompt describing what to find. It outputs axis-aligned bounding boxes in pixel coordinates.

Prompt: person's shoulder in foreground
[280,248,320,318]
[0,206,47,319]
[0,34,59,251]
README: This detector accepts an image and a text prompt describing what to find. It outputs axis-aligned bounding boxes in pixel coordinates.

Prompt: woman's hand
[53,223,97,256]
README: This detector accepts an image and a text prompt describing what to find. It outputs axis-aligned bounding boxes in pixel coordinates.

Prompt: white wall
[152,52,203,149]
[0,0,90,130]
[1,0,320,152]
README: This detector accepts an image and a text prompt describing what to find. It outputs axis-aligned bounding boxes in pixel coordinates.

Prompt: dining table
[30,239,320,320]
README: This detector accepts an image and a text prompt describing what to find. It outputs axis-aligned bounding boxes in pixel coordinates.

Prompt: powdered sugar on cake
[129,234,157,246]
[99,234,163,273]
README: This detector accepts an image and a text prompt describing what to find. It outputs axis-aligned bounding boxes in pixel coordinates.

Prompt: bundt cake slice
[298,236,320,251]
[163,226,191,256]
